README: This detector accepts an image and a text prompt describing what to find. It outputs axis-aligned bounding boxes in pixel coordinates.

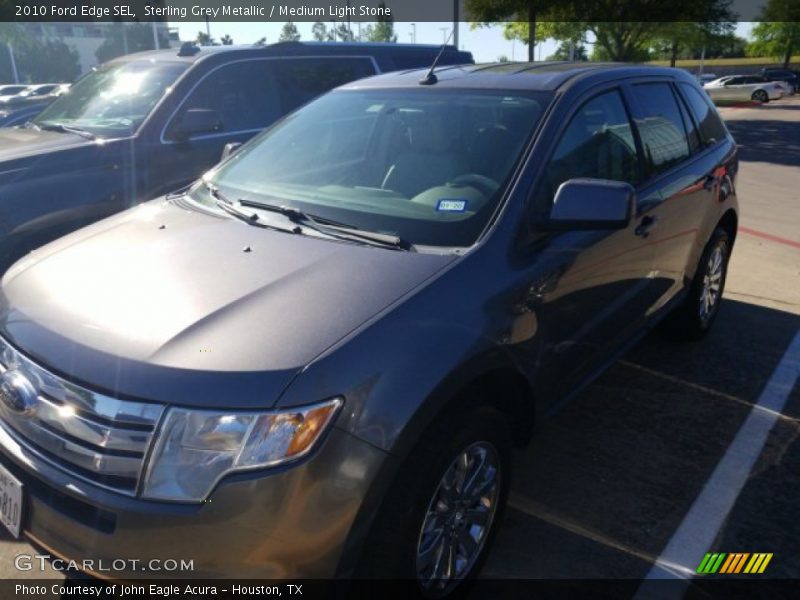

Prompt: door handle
[635,215,658,238]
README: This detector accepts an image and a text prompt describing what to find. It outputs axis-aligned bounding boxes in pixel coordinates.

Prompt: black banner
[0,0,787,24]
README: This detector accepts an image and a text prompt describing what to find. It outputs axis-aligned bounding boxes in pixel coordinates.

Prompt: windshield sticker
[436,199,468,213]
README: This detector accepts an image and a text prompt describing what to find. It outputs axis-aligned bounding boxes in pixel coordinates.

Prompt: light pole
[6,43,18,83]
[440,27,449,44]
[410,23,416,44]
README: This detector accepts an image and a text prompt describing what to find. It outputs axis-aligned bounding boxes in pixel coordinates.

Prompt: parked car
[5,83,65,106]
[760,67,798,94]
[0,85,30,103]
[704,74,784,102]
[0,41,473,273]
[0,102,49,127]
[0,63,738,594]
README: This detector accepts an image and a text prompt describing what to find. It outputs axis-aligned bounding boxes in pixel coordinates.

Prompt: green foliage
[336,24,356,42]
[367,3,397,42]
[220,34,234,46]
[748,22,800,67]
[0,26,80,83]
[279,21,301,43]
[94,24,171,63]
[547,41,588,61]
[312,22,329,42]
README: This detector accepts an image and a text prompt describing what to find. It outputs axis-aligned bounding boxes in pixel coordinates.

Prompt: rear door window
[271,57,377,113]
[678,83,728,145]
[631,83,691,177]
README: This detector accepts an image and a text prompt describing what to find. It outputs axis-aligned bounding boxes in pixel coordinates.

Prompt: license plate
[0,463,22,538]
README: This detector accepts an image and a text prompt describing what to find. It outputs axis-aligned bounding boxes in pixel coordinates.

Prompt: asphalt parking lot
[0,95,798,587]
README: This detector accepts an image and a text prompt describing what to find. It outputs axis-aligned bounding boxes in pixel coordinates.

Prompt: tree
[0,25,80,83]
[220,34,234,46]
[279,21,301,42]
[195,31,216,46]
[367,3,397,42]
[650,21,735,67]
[497,54,510,62]
[547,41,588,61]
[95,23,171,63]
[468,0,560,61]
[254,37,267,46]
[312,22,328,42]
[336,24,356,42]
[749,0,800,67]
[14,38,81,82]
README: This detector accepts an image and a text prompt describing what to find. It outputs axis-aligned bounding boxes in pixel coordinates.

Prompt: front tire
[356,406,512,597]
[662,227,731,341]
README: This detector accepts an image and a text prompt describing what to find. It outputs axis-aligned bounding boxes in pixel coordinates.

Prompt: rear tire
[356,405,512,597]
[752,90,769,103]
[662,227,731,341]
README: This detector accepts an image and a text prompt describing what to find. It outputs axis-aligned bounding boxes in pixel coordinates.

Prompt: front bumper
[0,424,388,579]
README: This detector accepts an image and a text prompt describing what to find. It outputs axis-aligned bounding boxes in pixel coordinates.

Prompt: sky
[173,22,757,63]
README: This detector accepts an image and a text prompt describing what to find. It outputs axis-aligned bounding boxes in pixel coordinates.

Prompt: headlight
[142,398,342,502]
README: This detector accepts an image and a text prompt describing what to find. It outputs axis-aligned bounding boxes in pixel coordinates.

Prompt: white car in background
[704,75,784,103]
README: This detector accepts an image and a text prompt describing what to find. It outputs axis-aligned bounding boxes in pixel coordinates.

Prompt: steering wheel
[449,174,500,197]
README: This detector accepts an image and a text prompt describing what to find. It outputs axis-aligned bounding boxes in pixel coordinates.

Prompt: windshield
[192,89,550,248]
[33,60,188,137]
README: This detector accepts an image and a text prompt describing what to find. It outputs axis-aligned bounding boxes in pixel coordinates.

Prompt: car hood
[0,199,455,409]
[0,127,94,162]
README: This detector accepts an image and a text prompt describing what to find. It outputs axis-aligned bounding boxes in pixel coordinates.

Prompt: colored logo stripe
[697,552,773,574]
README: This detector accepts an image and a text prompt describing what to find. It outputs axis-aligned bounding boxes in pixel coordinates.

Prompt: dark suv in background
[761,67,798,94]
[0,63,737,596]
[0,41,473,272]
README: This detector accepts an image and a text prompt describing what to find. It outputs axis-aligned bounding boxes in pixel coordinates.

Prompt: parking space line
[739,227,800,249]
[635,329,800,594]
[618,360,800,426]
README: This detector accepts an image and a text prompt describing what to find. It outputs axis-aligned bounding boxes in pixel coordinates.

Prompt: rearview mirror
[171,108,222,141]
[541,178,635,231]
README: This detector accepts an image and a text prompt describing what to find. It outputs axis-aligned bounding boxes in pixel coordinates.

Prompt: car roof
[340,61,696,93]
[110,41,471,65]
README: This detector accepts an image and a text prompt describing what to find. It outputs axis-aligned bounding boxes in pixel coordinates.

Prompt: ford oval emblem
[0,371,37,417]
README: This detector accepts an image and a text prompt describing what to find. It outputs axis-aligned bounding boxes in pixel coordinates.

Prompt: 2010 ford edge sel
[0,63,738,596]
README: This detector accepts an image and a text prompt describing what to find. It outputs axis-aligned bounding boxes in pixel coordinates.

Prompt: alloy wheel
[699,243,725,323]
[415,441,501,594]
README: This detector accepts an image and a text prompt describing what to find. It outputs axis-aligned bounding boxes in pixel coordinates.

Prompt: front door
[521,88,659,399]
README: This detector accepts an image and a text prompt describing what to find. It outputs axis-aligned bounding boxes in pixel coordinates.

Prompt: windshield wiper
[36,122,96,140]
[205,182,299,234]
[238,198,413,251]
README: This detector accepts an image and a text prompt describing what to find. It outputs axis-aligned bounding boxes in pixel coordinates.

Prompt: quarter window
[632,83,691,176]
[533,89,641,214]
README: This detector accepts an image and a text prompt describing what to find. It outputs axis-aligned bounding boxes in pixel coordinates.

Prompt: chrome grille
[0,336,164,495]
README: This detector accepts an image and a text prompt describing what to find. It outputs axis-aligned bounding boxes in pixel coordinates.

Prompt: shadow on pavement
[486,299,800,579]
[725,118,800,167]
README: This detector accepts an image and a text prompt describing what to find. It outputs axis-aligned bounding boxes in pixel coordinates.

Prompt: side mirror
[221,142,242,161]
[171,108,222,141]
[542,178,635,231]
